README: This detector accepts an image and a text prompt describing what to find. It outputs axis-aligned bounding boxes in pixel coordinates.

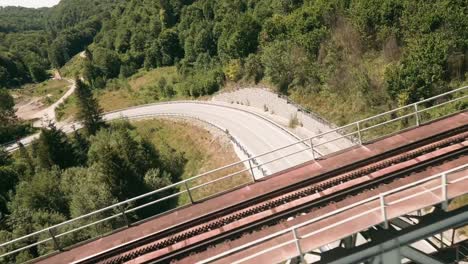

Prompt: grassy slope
[60,53,86,78]
[98,67,180,111]
[133,119,249,204]
[56,67,181,121]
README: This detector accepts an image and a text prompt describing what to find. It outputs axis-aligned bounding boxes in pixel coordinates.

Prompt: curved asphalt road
[6,101,314,178]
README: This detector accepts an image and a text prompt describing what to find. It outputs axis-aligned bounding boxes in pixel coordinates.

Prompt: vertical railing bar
[292,228,306,264]
[414,104,420,126]
[48,228,61,251]
[248,159,256,182]
[442,173,448,211]
[121,208,129,227]
[380,194,389,229]
[184,181,195,204]
[356,121,363,145]
[310,138,316,160]
[440,232,444,248]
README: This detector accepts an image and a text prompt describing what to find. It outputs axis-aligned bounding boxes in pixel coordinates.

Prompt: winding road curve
[6,98,319,177]
[7,78,352,178]
[104,102,315,175]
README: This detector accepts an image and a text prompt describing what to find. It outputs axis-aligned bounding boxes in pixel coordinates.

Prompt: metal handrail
[199,164,468,264]
[0,86,466,260]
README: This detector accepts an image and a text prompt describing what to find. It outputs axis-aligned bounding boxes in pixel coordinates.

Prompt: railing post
[356,122,363,145]
[379,194,389,229]
[310,138,316,160]
[292,228,306,264]
[184,181,195,204]
[248,159,256,182]
[440,232,444,248]
[48,228,61,251]
[121,208,130,227]
[441,173,448,211]
[414,104,420,126]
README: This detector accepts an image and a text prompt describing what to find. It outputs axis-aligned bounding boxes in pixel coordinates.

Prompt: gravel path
[15,79,76,126]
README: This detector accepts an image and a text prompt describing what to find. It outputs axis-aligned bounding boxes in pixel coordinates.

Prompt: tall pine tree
[17,142,35,177]
[71,129,89,166]
[0,147,11,166]
[75,78,104,135]
[35,122,76,170]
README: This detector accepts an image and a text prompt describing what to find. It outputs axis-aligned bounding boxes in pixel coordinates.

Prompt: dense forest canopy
[0,7,48,32]
[0,1,467,262]
[0,0,123,87]
[0,0,466,108]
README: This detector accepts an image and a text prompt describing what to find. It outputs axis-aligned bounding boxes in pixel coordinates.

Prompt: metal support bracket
[441,173,448,211]
[184,181,195,204]
[414,104,420,127]
[293,228,306,264]
[310,138,316,160]
[248,159,256,182]
[380,194,389,229]
[48,228,61,251]
[121,208,130,227]
[356,122,363,145]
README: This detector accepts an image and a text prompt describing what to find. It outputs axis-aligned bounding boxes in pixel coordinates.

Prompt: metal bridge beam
[401,246,445,264]
[322,206,468,264]
[340,234,357,249]
[366,246,445,264]
[390,217,442,250]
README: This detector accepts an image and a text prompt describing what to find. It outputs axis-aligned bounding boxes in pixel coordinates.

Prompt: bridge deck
[194,157,468,264]
[35,112,467,264]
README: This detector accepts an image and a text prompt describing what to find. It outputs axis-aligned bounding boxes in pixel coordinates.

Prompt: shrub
[288,113,299,128]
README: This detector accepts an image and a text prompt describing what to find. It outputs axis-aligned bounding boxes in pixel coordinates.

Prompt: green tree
[218,14,261,60]
[71,129,89,166]
[82,60,101,88]
[9,168,67,215]
[144,168,171,190]
[48,38,70,68]
[87,122,160,201]
[0,88,14,118]
[0,88,27,144]
[24,53,49,83]
[61,166,117,218]
[261,40,312,93]
[0,158,17,217]
[60,166,119,240]
[0,147,11,166]
[159,29,183,66]
[243,53,264,83]
[385,33,452,104]
[4,208,66,262]
[75,78,104,135]
[93,47,121,79]
[17,142,35,177]
[35,122,76,170]
[144,42,162,69]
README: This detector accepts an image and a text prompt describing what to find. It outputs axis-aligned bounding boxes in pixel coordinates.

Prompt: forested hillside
[1,0,466,122]
[0,0,122,87]
[66,0,468,105]
[55,0,466,124]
